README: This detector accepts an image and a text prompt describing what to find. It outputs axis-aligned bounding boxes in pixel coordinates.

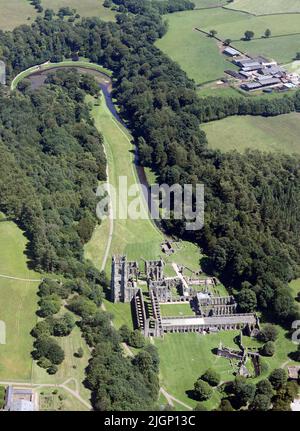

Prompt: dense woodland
[0,0,299,321]
[0,0,299,410]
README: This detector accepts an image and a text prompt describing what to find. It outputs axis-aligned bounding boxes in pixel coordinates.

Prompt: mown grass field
[225,0,300,15]
[0,0,37,31]
[0,214,40,380]
[155,324,297,408]
[202,113,300,155]
[155,331,239,408]
[160,303,195,317]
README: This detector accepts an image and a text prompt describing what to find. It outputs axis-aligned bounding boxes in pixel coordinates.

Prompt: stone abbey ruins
[110,255,259,338]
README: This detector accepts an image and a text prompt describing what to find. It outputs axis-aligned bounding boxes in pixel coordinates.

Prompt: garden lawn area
[160,303,195,317]
[164,241,203,273]
[31,315,91,404]
[41,0,115,21]
[225,0,300,15]
[156,10,238,84]
[202,113,300,155]
[0,0,37,31]
[103,300,133,329]
[154,331,239,408]
[0,214,40,381]
[38,387,90,411]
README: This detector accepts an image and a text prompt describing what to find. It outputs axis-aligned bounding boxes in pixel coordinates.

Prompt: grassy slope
[0,1,115,32]
[86,95,163,328]
[226,0,300,15]
[0,214,40,380]
[202,113,300,155]
[0,0,37,31]
[41,0,115,21]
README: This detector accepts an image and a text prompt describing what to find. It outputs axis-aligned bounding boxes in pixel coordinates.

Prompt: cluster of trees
[193,368,221,402]
[119,324,146,348]
[196,91,300,122]
[31,0,43,14]
[0,71,106,276]
[31,279,75,374]
[217,369,298,411]
[80,312,160,410]
[0,0,298,325]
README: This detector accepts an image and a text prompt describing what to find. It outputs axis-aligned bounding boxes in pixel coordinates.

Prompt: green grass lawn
[225,0,300,15]
[0,215,41,380]
[154,331,239,408]
[41,0,115,21]
[202,113,300,155]
[38,387,90,411]
[0,0,37,31]
[160,303,195,317]
[31,309,91,404]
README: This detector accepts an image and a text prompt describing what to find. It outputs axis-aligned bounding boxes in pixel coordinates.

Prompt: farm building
[241,82,262,91]
[223,47,241,57]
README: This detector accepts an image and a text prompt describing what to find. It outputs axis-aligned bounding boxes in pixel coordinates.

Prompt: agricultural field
[0,213,40,380]
[225,0,300,15]
[41,0,116,21]
[0,0,115,32]
[202,113,300,155]
[0,0,37,31]
[157,4,300,84]
[156,10,238,84]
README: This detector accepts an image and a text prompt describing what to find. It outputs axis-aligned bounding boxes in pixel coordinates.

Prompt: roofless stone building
[110,256,259,337]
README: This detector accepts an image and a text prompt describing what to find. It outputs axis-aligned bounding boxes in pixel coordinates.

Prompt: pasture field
[157,6,300,84]
[192,0,229,7]
[225,0,300,16]
[0,0,37,31]
[156,11,238,84]
[41,0,115,21]
[202,113,300,155]
[0,214,40,380]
